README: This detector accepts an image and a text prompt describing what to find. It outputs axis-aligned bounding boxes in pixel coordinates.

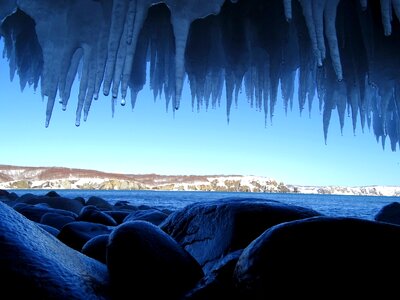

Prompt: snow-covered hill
[0,165,399,196]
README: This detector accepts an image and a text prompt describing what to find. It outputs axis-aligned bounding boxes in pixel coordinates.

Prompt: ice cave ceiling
[0,0,399,151]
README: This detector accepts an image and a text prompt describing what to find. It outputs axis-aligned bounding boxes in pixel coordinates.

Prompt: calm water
[8,189,399,221]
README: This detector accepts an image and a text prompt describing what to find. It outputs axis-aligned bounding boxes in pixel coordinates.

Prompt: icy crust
[0,0,399,150]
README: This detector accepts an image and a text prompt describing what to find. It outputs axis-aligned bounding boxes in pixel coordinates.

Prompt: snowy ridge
[0,165,398,196]
[292,185,400,197]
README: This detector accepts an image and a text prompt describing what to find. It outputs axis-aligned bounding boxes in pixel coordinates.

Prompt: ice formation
[0,0,399,151]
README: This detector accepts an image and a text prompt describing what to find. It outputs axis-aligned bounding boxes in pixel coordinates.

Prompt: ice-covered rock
[374,201,400,225]
[107,221,204,299]
[57,221,113,251]
[234,216,400,298]
[0,201,110,299]
[161,197,322,272]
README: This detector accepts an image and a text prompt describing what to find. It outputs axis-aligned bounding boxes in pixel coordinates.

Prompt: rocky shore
[1,189,400,299]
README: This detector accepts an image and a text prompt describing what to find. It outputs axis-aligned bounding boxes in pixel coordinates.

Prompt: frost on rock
[0,0,399,151]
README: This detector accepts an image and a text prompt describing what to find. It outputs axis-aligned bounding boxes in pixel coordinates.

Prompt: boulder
[13,203,78,223]
[77,205,117,226]
[0,201,110,299]
[40,213,76,230]
[161,198,321,272]
[58,221,112,251]
[0,189,9,196]
[45,190,61,197]
[184,250,242,300]
[107,221,204,299]
[74,196,86,206]
[103,211,130,224]
[374,201,400,225]
[82,234,109,264]
[234,216,400,299]
[0,189,18,203]
[86,196,113,211]
[113,201,140,212]
[124,209,168,225]
[17,194,83,214]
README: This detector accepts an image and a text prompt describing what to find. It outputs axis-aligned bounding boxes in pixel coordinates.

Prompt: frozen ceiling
[0,0,399,150]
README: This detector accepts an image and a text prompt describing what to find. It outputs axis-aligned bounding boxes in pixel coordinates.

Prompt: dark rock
[17,194,83,214]
[161,208,174,215]
[45,190,60,197]
[78,205,117,226]
[38,223,60,237]
[161,198,321,272]
[0,201,110,299]
[184,250,242,300]
[0,190,18,203]
[124,209,168,225]
[107,221,204,299]
[113,201,139,212]
[58,221,112,251]
[0,189,10,196]
[103,210,130,224]
[374,201,400,225]
[113,200,129,206]
[137,204,151,210]
[74,197,86,206]
[13,203,78,223]
[86,196,113,211]
[234,216,400,299]
[82,234,109,264]
[40,213,76,230]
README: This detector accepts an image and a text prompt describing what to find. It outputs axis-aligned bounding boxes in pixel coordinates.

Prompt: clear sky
[0,53,399,187]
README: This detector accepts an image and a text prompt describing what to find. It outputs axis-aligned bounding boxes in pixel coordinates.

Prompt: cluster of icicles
[0,0,399,150]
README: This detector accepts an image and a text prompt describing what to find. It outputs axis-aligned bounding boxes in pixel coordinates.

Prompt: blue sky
[0,54,399,187]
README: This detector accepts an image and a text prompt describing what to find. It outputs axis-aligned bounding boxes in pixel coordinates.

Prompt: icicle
[226,70,235,123]
[360,0,368,10]
[204,72,212,110]
[58,47,78,105]
[170,17,190,110]
[312,0,327,62]
[269,76,279,123]
[83,55,97,122]
[61,49,83,110]
[323,92,334,144]
[75,48,91,127]
[211,70,224,109]
[335,83,346,135]
[125,0,138,45]
[103,0,129,96]
[120,1,151,100]
[298,0,322,66]
[392,0,400,21]
[111,23,128,99]
[94,22,111,100]
[263,61,270,126]
[45,92,57,128]
[234,76,242,109]
[324,0,343,80]
[131,89,139,110]
[380,0,393,36]
[349,86,360,134]
[283,0,293,21]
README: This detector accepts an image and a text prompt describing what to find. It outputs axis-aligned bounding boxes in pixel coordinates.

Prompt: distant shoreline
[1,165,399,197]
[4,186,400,198]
